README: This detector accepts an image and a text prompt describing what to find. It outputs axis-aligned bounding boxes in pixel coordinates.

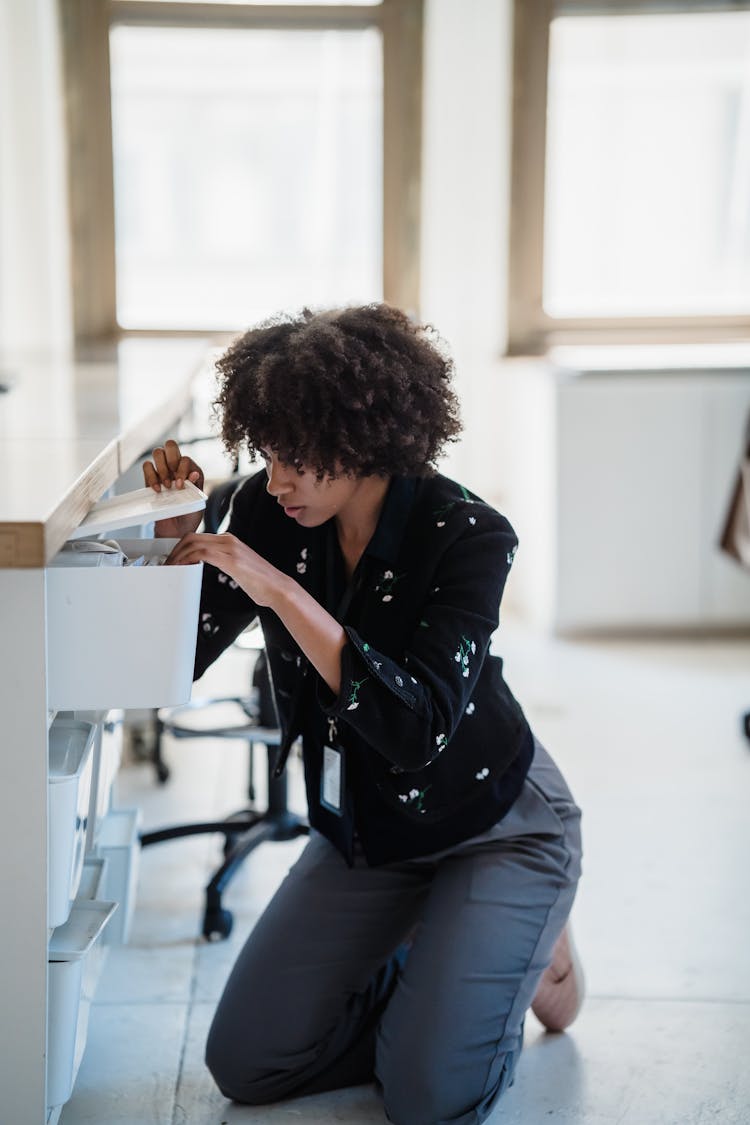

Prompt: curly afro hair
[213,304,462,478]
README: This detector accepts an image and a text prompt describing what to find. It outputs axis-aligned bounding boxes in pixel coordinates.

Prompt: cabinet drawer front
[46,550,203,710]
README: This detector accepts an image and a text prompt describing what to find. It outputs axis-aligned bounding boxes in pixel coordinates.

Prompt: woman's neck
[335,475,390,579]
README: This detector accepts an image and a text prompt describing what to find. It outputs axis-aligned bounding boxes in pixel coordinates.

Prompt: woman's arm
[167,532,347,695]
[318,510,519,772]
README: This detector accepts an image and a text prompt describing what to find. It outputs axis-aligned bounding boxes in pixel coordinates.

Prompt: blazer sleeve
[319,505,518,771]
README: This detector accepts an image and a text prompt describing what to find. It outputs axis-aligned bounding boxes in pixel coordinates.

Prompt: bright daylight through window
[544,10,750,320]
[109,24,383,330]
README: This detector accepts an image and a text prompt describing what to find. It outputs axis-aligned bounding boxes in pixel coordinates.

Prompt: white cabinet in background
[500,360,750,632]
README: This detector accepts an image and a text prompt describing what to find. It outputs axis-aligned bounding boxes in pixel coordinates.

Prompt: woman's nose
[264,457,292,497]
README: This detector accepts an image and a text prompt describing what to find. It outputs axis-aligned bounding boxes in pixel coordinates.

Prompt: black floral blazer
[194,470,534,865]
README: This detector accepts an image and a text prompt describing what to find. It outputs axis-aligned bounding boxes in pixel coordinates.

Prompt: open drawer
[46,483,206,711]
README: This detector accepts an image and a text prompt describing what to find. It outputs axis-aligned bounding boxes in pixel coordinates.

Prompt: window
[59,0,422,341]
[110,25,382,329]
[508,1,750,353]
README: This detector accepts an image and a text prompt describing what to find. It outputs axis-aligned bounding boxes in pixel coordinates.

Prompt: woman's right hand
[143,439,206,538]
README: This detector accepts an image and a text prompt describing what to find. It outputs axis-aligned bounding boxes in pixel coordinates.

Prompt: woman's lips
[282,505,304,518]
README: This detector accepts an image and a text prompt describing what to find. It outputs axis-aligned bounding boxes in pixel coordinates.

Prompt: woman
[145,304,583,1125]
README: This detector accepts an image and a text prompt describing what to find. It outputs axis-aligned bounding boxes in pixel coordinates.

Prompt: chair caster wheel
[156,760,170,784]
[743,711,750,743]
[203,907,233,941]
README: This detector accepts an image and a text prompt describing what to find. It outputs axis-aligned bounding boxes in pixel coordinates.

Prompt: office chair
[139,476,309,941]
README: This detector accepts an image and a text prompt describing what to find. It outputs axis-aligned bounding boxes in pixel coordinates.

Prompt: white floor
[60,619,750,1125]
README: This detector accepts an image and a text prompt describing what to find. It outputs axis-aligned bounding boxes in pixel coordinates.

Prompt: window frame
[58,0,422,343]
[507,0,750,355]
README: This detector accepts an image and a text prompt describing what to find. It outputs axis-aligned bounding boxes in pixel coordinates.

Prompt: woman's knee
[204,1004,283,1104]
[377,1035,519,1125]
[204,1037,297,1105]
[205,998,332,1105]
[205,1016,255,1103]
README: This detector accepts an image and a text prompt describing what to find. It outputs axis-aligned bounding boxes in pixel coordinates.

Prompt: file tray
[48,718,96,928]
[49,899,118,962]
[48,900,117,1110]
[66,480,207,540]
[96,807,141,945]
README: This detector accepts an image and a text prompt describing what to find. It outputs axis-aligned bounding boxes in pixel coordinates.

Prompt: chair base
[141,801,309,941]
[201,808,309,940]
[139,676,308,940]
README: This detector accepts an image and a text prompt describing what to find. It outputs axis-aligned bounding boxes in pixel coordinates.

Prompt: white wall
[0,0,72,353]
[420,0,514,503]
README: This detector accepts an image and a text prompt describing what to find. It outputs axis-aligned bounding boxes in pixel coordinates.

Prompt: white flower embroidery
[436,520,445,528]
[435,732,447,753]
[455,637,475,679]
[296,562,306,574]
[468,516,476,525]
[398,785,432,811]
[395,675,404,687]
[296,547,308,574]
[507,545,518,566]
[201,612,220,636]
[475,767,490,780]
[347,702,359,711]
[217,572,238,589]
[466,702,476,716]
[375,569,403,602]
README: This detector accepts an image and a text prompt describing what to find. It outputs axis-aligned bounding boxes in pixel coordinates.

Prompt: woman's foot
[531,924,585,1032]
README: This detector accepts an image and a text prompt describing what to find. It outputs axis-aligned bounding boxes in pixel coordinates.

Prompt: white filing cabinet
[42,480,206,1115]
[0,338,208,1124]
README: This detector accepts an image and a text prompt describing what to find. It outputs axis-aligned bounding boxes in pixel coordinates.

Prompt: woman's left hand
[166,533,289,608]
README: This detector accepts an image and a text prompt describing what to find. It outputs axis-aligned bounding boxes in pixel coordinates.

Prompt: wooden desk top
[0,338,208,567]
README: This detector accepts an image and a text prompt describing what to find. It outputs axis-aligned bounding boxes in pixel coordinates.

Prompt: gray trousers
[205,740,582,1125]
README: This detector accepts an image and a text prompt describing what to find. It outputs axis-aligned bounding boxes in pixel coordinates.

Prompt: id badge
[321,744,345,816]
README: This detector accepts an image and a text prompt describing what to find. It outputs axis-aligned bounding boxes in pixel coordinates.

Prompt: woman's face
[260,449,365,528]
